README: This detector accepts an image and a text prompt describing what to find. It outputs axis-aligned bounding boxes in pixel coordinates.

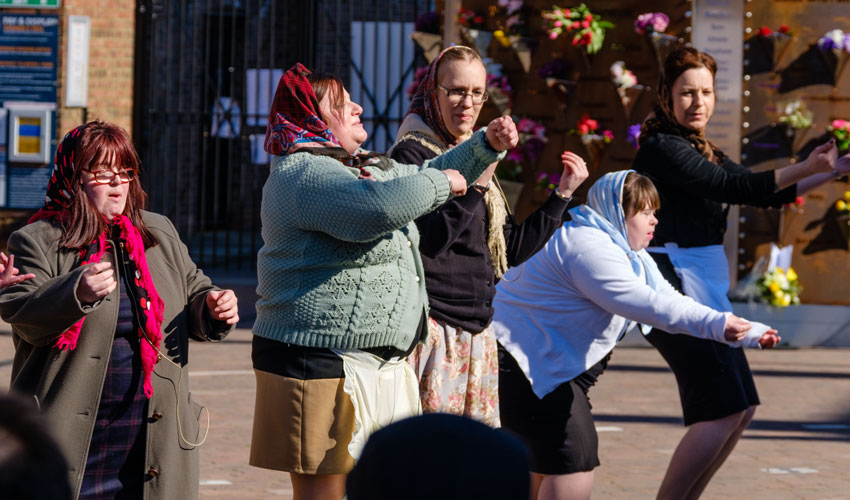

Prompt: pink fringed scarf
[29,124,165,399]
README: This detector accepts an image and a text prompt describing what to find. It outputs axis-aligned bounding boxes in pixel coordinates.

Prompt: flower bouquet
[570,114,612,167]
[458,8,493,58]
[634,12,679,70]
[757,266,801,308]
[538,58,577,117]
[410,11,442,62]
[543,4,614,56]
[493,0,536,73]
[816,29,850,85]
[778,99,814,153]
[746,24,793,74]
[610,61,646,120]
[827,119,850,153]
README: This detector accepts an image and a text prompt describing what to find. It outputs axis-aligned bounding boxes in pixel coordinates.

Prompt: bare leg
[656,409,751,500]
[531,472,545,500]
[535,471,594,500]
[290,472,346,500]
[685,406,756,499]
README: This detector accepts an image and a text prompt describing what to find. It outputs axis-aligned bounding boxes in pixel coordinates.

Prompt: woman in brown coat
[0,121,239,500]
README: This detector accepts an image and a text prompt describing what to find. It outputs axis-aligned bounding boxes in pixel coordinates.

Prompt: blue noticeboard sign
[0,13,59,102]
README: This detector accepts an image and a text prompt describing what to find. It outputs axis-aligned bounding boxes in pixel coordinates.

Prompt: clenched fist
[485,116,519,151]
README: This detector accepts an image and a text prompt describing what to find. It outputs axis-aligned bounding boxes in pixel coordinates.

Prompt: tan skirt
[249,338,355,475]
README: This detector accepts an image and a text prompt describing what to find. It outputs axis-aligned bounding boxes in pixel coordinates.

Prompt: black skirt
[498,343,609,475]
[645,253,759,426]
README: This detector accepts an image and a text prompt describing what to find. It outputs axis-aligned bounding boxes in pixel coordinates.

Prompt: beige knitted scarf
[390,114,510,278]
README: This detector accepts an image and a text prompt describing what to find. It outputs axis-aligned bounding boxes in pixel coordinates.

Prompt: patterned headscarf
[406,46,470,148]
[264,62,342,156]
[29,125,165,399]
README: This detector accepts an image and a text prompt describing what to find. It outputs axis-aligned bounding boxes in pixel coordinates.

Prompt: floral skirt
[407,318,500,427]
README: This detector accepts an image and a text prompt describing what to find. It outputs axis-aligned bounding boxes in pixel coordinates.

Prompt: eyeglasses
[85,168,137,185]
[437,85,489,104]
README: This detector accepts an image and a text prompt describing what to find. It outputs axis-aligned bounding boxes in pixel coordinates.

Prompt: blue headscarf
[568,169,663,297]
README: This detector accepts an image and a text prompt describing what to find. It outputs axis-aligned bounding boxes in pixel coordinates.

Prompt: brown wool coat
[0,211,233,500]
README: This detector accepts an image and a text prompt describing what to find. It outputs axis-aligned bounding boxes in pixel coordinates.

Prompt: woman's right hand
[444,169,468,196]
[76,261,117,304]
[485,116,519,151]
[723,313,751,342]
[0,252,35,288]
[804,139,837,174]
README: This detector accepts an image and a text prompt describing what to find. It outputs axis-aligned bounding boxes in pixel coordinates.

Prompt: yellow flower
[844,190,850,201]
[773,289,784,299]
[769,281,780,292]
[494,30,511,47]
[775,266,784,275]
[781,293,792,307]
[786,267,798,282]
[838,200,848,211]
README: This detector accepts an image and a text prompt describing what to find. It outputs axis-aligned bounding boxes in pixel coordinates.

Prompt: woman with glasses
[0,121,239,500]
[388,45,588,426]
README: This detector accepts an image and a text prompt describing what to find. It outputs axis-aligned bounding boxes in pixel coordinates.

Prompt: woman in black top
[633,47,849,499]
[389,45,588,426]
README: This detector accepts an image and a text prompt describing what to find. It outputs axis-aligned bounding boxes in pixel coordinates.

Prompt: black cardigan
[633,132,797,248]
[391,138,568,333]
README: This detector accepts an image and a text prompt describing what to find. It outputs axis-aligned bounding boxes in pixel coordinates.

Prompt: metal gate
[133,0,433,270]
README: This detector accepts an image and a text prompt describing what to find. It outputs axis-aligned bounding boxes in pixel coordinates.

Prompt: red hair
[59,121,155,249]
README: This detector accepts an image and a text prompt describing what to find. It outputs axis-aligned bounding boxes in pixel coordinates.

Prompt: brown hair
[308,72,346,119]
[640,47,726,164]
[435,45,484,81]
[60,121,155,249]
[622,172,660,218]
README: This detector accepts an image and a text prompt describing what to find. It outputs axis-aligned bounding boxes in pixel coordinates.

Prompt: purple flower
[414,11,440,34]
[818,29,846,52]
[634,12,669,35]
[627,124,641,150]
[537,58,573,79]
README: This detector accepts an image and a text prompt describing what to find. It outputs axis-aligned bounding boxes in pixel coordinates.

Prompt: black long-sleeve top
[391,138,569,333]
[633,132,797,248]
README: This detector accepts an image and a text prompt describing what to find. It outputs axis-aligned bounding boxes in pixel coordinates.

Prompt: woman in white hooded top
[493,170,780,500]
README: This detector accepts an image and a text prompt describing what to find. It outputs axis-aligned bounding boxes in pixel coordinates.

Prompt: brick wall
[57,0,135,136]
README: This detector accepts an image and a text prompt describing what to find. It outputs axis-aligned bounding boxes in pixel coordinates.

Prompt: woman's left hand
[206,289,239,325]
[805,139,837,174]
[557,152,589,198]
[758,329,781,349]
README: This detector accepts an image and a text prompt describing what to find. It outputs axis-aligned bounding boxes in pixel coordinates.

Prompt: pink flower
[572,21,581,29]
[517,118,536,133]
[603,130,614,141]
[562,8,571,17]
[577,124,590,135]
[581,20,590,29]
[549,30,559,40]
[794,196,805,206]
[508,149,524,162]
[553,20,563,28]
[832,119,848,130]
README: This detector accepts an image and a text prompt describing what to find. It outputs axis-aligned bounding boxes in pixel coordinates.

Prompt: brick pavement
[2,323,849,499]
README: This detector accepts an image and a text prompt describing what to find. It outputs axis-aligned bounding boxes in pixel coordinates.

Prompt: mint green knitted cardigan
[254,128,504,351]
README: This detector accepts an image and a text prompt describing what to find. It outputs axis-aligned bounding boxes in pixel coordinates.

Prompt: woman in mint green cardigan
[248,63,518,500]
